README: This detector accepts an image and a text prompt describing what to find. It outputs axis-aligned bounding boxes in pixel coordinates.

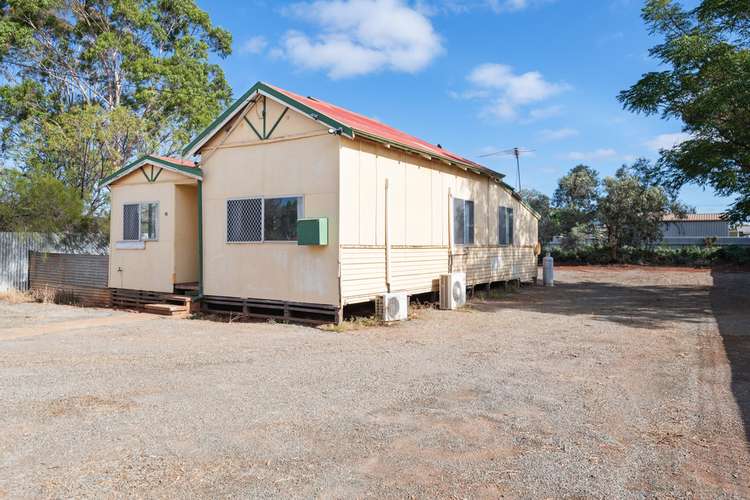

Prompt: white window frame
[122,201,159,242]
[225,195,304,244]
[498,206,514,246]
[453,197,475,246]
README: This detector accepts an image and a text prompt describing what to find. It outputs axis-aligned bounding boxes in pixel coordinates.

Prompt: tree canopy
[0,0,232,224]
[618,0,750,222]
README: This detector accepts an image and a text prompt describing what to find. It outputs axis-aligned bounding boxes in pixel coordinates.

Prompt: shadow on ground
[471,279,712,329]
[711,271,750,446]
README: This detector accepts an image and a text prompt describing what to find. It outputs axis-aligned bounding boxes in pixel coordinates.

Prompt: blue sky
[198,0,730,211]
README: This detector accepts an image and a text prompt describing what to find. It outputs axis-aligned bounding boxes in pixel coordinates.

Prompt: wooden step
[144,303,189,317]
[162,294,192,305]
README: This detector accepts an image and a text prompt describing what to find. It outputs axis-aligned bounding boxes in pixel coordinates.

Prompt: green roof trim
[101,155,202,187]
[181,81,353,157]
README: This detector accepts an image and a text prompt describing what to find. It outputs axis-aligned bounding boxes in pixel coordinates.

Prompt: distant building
[660,213,749,247]
[661,213,730,238]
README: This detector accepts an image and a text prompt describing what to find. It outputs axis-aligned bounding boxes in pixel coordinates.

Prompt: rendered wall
[108,169,185,292]
[174,184,199,283]
[200,96,341,306]
[339,139,539,304]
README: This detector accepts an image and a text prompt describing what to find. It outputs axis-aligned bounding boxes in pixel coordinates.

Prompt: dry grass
[320,315,384,333]
[30,286,58,304]
[0,288,33,304]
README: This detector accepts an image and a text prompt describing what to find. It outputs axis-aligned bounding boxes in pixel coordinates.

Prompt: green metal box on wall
[297,218,328,245]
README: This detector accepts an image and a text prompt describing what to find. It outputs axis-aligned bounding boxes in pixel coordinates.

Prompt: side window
[226,196,303,242]
[227,198,263,242]
[264,197,303,241]
[453,198,475,245]
[123,204,140,241]
[123,202,159,241]
[499,206,514,245]
[140,202,159,240]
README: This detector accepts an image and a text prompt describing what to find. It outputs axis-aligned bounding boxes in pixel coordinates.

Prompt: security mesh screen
[123,204,140,240]
[227,198,262,242]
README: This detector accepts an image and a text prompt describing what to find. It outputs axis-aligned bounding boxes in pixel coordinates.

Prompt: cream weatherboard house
[102,82,540,322]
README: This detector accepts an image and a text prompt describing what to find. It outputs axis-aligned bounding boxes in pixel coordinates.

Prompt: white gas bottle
[542,253,554,287]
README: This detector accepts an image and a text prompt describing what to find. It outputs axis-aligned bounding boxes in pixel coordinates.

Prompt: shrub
[545,245,750,267]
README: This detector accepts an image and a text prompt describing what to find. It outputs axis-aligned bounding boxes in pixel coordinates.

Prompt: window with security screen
[227,196,303,243]
[123,204,140,241]
[227,198,263,242]
[123,202,158,241]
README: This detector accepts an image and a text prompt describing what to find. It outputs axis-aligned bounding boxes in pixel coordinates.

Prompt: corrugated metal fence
[0,233,53,291]
[28,252,111,306]
[0,232,107,291]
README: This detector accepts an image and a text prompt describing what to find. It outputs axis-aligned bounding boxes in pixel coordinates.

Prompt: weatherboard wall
[108,169,181,292]
[338,138,538,304]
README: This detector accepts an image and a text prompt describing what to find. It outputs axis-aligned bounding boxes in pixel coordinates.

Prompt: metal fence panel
[0,232,108,291]
[28,252,110,306]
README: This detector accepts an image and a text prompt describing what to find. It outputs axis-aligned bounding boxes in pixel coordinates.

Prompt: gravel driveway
[0,267,748,498]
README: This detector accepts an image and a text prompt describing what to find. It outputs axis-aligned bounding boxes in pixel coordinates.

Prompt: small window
[499,206,514,245]
[123,202,158,241]
[453,198,475,245]
[226,196,303,243]
[264,197,302,241]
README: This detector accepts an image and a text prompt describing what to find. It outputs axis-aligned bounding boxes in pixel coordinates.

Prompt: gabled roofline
[181,81,503,178]
[181,81,354,157]
[101,155,202,187]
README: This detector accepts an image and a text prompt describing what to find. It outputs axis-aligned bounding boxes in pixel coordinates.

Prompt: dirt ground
[0,267,748,498]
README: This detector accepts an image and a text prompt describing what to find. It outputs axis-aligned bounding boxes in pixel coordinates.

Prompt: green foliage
[0,169,83,233]
[598,167,670,259]
[0,0,233,222]
[519,188,556,244]
[549,244,750,267]
[552,165,600,248]
[618,0,750,222]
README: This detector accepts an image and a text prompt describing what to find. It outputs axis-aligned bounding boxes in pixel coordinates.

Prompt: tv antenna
[479,147,535,191]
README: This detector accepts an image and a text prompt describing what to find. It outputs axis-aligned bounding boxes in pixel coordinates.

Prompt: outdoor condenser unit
[440,272,467,310]
[376,292,408,322]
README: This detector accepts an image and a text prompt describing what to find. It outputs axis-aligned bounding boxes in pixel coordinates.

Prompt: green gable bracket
[297,218,328,246]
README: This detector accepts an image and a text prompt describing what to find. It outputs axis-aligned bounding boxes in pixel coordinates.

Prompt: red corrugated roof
[266,83,487,171]
[662,213,726,222]
[152,155,197,168]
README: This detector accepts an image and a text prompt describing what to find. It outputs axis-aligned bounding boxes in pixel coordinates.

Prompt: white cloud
[566,148,617,161]
[278,0,443,79]
[421,0,552,13]
[458,63,570,121]
[539,127,579,141]
[645,132,691,151]
[239,36,268,55]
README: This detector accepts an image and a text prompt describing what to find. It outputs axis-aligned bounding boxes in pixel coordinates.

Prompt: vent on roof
[307,96,319,101]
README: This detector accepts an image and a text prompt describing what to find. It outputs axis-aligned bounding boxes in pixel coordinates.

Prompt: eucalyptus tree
[0,0,233,217]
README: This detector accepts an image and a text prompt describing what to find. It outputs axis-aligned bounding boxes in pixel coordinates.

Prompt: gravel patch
[0,267,748,498]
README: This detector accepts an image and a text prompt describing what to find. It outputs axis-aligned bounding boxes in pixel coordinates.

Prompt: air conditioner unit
[440,272,467,310]
[376,292,408,322]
